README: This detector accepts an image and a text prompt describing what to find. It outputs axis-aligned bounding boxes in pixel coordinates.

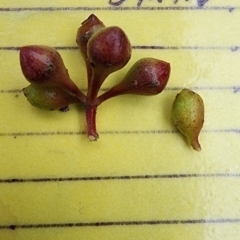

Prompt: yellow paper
[1,0,240,239]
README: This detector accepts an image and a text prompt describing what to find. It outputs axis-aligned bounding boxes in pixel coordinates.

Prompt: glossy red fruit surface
[20,45,87,104]
[20,45,66,85]
[119,58,170,95]
[96,58,170,104]
[87,26,132,74]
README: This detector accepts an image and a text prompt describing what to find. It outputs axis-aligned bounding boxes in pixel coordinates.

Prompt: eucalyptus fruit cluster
[20,14,171,141]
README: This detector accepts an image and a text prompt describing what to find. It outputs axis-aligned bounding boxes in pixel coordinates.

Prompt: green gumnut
[171,88,204,151]
[23,84,79,111]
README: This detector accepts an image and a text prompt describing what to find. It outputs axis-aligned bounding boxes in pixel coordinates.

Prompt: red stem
[84,60,93,92]
[85,106,99,141]
[84,67,111,140]
[96,85,123,105]
[72,87,87,105]
[87,69,108,104]
[60,76,87,105]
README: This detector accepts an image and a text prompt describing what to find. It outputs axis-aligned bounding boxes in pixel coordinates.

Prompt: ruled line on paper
[0,128,240,138]
[1,45,240,51]
[0,6,237,12]
[1,173,240,184]
[133,45,240,52]
[2,86,240,94]
[1,218,240,230]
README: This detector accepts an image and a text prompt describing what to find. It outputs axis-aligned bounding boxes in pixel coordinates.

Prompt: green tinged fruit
[171,88,204,151]
[23,84,79,111]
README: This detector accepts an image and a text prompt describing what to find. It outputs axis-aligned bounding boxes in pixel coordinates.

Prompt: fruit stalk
[84,69,109,140]
[85,106,98,141]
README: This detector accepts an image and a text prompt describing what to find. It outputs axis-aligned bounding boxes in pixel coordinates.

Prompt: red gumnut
[20,45,86,104]
[76,14,105,87]
[86,26,132,102]
[96,58,171,104]
[84,26,132,141]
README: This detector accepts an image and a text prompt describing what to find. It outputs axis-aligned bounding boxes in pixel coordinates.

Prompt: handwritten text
[109,0,209,7]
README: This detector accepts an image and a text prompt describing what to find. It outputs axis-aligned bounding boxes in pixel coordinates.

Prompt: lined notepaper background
[1,0,240,239]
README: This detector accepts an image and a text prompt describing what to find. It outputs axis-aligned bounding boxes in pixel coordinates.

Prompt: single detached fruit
[171,88,204,151]
[23,84,79,111]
